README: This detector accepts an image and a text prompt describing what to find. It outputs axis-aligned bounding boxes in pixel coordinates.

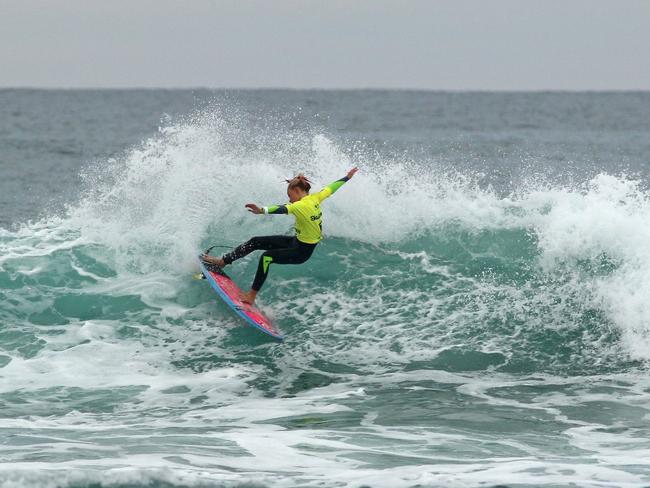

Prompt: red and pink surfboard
[198,257,283,341]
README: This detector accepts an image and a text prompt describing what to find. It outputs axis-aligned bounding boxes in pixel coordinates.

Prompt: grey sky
[1,0,649,90]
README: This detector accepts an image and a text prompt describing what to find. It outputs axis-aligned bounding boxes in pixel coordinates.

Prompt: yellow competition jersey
[286,187,333,244]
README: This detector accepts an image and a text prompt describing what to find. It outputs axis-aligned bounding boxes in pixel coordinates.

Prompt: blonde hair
[285,173,312,192]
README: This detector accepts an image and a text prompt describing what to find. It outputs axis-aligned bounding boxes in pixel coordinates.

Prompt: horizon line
[2,86,650,93]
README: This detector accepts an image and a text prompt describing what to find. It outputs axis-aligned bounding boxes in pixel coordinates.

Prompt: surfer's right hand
[245,203,263,214]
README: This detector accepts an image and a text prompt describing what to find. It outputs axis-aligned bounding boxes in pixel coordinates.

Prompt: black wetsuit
[223,236,316,291]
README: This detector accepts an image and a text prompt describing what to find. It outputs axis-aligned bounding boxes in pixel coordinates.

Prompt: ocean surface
[1,89,650,487]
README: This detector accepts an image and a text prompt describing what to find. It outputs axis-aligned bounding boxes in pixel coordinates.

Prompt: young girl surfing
[201,167,358,304]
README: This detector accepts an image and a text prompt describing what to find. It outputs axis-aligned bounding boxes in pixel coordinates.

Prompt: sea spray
[2,94,650,487]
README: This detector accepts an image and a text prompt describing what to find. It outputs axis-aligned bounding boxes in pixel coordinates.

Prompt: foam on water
[518,174,650,361]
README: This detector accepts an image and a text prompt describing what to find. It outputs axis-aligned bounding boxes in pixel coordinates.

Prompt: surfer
[202,167,358,304]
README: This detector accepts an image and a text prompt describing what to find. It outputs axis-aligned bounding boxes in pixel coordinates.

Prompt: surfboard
[197,256,283,341]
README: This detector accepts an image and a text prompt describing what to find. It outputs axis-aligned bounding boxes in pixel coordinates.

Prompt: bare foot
[201,254,226,267]
[240,290,257,305]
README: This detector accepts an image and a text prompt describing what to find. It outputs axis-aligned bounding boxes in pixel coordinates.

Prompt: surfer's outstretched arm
[315,167,359,202]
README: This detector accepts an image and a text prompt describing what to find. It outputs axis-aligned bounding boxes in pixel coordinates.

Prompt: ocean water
[1,89,650,487]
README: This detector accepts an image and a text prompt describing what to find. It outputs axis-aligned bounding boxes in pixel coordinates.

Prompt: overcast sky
[1,0,649,90]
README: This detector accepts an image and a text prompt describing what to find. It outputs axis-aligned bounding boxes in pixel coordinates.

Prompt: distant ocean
[1,89,650,488]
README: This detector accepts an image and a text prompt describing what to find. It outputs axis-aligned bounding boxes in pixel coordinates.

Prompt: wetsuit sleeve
[263,205,288,214]
[315,176,350,202]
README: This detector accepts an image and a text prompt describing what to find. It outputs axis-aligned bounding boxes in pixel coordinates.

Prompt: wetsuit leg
[222,236,294,265]
[251,240,317,291]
